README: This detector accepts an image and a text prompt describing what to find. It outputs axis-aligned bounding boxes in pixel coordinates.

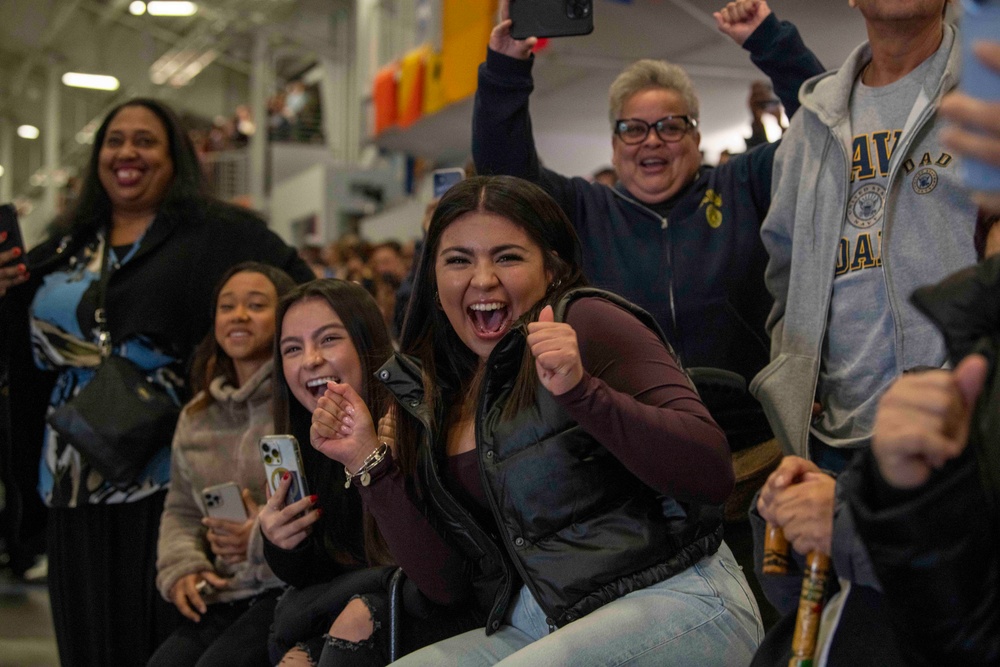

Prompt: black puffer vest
[378,288,723,633]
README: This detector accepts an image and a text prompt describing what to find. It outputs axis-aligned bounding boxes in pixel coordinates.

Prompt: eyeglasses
[614,116,698,145]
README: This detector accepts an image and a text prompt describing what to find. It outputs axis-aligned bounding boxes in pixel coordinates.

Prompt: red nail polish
[309,494,318,503]
[17,264,27,274]
[282,472,290,481]
[315,508,323,516]
[11,246,22,258]
[0,231,6,242]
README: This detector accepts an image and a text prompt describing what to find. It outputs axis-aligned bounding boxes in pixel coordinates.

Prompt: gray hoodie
[751,24,977,458]
[155,361,282,603]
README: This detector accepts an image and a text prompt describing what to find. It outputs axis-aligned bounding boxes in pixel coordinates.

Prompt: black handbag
[46,237,179,487]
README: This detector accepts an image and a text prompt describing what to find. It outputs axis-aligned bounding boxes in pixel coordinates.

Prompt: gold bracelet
[344,444,389,488]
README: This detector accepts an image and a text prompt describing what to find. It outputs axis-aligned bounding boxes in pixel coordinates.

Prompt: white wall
[269,163,329,246]
[360,197,425,243]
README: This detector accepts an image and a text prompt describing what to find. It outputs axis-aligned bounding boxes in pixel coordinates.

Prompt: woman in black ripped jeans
[258,279,480,666]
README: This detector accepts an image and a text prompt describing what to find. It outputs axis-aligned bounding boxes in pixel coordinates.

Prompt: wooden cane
[763,521,791,574]
[789,550,831,667]
[762,523,831,667]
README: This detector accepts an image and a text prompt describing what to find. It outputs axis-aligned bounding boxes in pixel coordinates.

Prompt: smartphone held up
[259,435,310,505]
[432,168,465,198]
[202,482,249,522]
[510,0,594,40]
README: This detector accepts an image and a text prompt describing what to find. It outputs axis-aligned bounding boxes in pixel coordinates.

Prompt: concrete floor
[0,576,59,667]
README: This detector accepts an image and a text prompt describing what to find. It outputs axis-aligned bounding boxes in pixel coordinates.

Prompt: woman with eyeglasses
[473,0,824,457]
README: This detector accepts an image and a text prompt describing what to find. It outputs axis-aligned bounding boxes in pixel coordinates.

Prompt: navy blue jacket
[472,15,824,448]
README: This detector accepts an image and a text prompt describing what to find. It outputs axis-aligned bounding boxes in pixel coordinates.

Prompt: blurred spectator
[400,238,417,273]
[284,81,308,120]
[268,92,292,141]
[232,105,255,148]
[329,233,371,284]
[591,166,617,186]
[298,245,331,279]
[368,241,407,283]
[745,80,786,150]
[206,116,233,152]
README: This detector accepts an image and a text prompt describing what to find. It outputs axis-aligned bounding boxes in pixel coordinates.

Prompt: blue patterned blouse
[30,233,180,507]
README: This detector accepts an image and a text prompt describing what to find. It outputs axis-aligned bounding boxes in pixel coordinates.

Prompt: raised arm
[311,383,475,606]
[529,298,734,503]
[715,0,824,118]
[472,0,586,216]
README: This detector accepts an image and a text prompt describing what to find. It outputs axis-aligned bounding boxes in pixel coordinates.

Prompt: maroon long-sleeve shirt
[358,297,731,605]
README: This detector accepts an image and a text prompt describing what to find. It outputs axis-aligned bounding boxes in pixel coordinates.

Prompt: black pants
[269,567,482,667]
[268,567,396,663]
[47,491,181,667]
[147,588,282,667]
[315,585,482,667]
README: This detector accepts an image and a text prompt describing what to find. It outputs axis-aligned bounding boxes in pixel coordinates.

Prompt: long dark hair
[187,262,296,410]
[272,279,396,565]
[398,175,587,451]
[52,97,205,237]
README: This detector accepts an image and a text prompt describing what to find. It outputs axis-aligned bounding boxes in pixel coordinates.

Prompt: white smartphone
[202,482,248,522]
[259,435,310,505]
[432,168,465,198]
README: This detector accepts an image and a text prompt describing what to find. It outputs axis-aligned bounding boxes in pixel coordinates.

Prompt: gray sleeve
[831,470,881,591]
[155,414,213,601]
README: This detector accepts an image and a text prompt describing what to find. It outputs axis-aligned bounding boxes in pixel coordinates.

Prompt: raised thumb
[954,353,989,410]
[537,304,555,323]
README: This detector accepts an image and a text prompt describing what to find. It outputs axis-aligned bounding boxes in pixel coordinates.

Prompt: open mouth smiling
[111,163,148,187]
[468,302,511,339]
[306,376,341,397]
[639,157,667,169]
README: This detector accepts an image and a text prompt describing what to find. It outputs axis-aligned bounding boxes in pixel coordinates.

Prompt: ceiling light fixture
[17,125,40,140]
[146,1,198,17]
[62,72,121,91]
[129,1,147,15]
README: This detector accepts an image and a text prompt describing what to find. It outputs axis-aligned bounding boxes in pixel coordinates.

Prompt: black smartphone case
[0,204,25,262]
[510,0,594,40]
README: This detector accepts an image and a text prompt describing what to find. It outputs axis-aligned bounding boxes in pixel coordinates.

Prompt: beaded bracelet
[344,443,389,488]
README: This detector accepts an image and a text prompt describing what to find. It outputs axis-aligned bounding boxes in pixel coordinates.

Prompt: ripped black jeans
[317,582,483,666]
[270,567,482,667]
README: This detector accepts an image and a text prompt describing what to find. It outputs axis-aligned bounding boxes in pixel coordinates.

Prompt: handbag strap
[94,234,115,359]
[93,227,147,359]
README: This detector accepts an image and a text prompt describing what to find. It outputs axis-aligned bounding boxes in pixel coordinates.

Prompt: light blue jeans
[390,542,763,667]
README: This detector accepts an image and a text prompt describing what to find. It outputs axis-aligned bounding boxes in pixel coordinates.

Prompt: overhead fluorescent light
[169,49,217,87]
[129,1,147,15]
[17,125,40,140]
[0,165,5,178]
[146,1,198,16]
[62,72,121,91]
